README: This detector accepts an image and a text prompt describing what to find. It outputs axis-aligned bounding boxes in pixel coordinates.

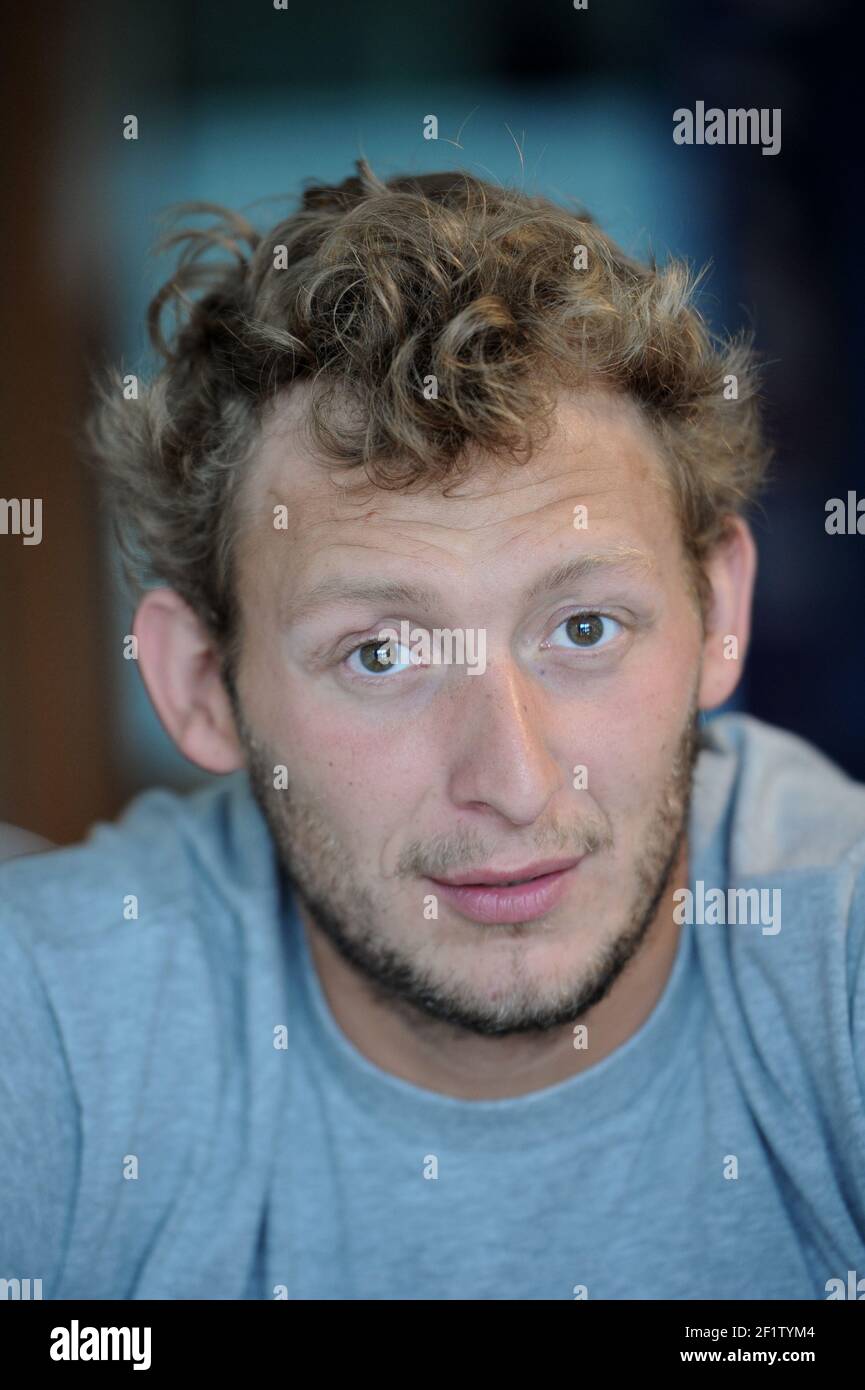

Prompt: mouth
[427,857,583,925]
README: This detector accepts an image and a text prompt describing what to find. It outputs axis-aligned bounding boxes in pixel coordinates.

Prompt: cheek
[569,633,698,812]
[259,668,434,824]
[624,601,701,727]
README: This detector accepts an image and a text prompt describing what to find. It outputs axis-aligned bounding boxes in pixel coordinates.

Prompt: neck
[299,840,688,1100]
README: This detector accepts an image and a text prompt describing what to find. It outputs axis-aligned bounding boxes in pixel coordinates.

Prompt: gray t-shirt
[1,713,864,1300]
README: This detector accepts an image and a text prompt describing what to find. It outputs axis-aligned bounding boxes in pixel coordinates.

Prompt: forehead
[235,382,682,588]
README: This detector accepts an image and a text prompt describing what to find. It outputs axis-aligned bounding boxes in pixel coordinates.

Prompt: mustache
[396,817,614,880]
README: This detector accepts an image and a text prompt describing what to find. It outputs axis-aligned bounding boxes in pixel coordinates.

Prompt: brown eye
[358,639,399,673]
[565,614,605,646]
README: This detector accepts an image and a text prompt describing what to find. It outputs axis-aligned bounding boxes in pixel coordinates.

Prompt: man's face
[231,385,704,1036]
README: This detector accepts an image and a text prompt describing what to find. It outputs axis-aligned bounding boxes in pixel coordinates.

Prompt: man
[2,162,863,1301]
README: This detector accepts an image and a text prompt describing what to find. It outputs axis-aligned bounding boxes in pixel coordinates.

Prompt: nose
[444,659,565,826]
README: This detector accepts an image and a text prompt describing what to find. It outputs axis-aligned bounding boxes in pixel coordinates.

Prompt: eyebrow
[284,547,653,627]
[524,548,653,603]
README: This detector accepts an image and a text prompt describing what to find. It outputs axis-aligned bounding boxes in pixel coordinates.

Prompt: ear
[697,515,758,712]
[132,588,244,773]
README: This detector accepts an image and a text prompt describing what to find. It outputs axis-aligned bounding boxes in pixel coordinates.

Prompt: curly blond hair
[86,159,770,672]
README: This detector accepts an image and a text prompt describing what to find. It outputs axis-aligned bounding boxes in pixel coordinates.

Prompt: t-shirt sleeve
[849,860,865,1141]
[0,915,80,1298]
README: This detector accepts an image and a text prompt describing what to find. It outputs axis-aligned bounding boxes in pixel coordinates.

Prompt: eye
[549,612,623,651]
[345,636,414,677]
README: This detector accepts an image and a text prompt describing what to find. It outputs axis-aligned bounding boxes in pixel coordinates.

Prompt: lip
[430,856,581,887]
[427,857,583,925]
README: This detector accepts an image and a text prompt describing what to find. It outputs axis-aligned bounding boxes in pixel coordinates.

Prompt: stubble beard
[233,692,701,1039]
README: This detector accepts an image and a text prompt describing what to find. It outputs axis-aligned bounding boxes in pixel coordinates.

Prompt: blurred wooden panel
[0,5,118,843]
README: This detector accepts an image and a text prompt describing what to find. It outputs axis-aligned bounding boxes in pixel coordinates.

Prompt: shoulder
[693,712,865,1008]
[2,772,244,922]
[693,711,865,877]
[0,769,279,1063]
[0,771,282,1295]
[0,771,258,942]
[691,712,865,976]
[689,714,865,1180]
